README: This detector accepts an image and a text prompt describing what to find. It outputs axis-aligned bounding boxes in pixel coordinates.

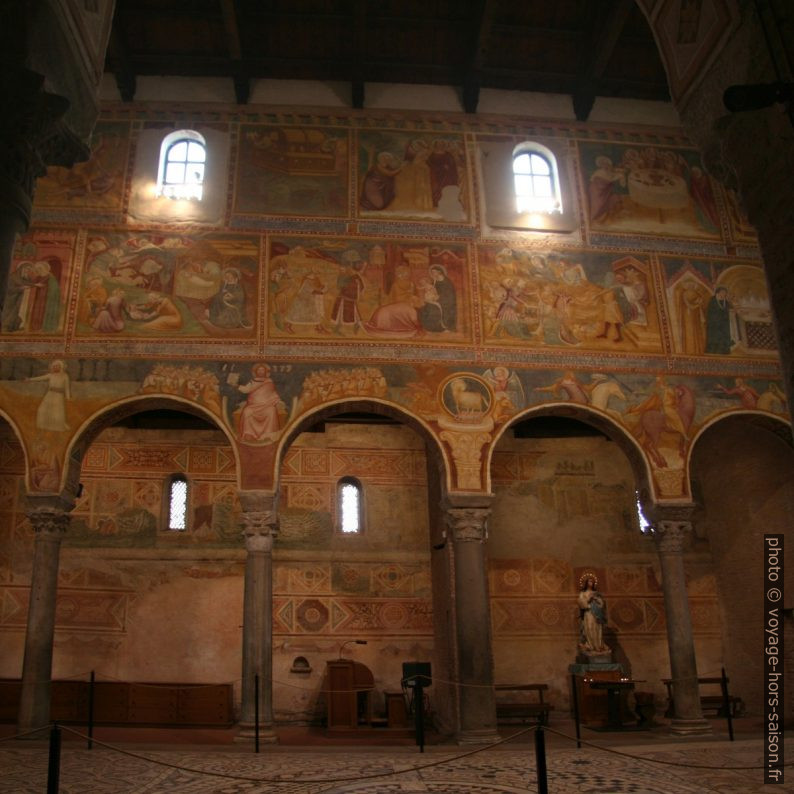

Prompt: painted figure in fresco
[418,264,457,332]
[717,377,760,410]
[27,259,61,333]
[391,139,433,212]
[705,286,735,354]
[585,373,627,412]
[269,258,292,330]
[130,292,183,330]
[1,261,37,331]
[614,265,649,326]
[689,166,720,230]
[331,250,367,332]
[284,269,329,334]
[757,383,787,414]
[427,139,460,207]
[360,151,401,211]
[535,371,589,404]
[229,363,285,442]
[588,156,626,223]
[627,376,694,468]
[208,268,248,329]
[578,574,609,655]
[483,366,524,421]
[30,440,61,491]
[676,279,707,354]
[27,359,71,432]
[80,276,109,325]
[93,288,128,332]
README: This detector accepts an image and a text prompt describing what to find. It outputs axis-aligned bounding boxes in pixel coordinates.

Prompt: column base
[234,722,279,744]
[455,727,501,745]
[669,717,712,736]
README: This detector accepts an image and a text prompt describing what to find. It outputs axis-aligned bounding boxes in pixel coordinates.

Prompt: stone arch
[62,395,240,499]
[276,397,453,495]
[688,410,794,716]
[0,409,30,480]
[487,403,654,501]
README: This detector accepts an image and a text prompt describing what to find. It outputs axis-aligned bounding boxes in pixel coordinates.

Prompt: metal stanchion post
[47,723,61,794]
[87,670,95,750]
[570,673,581,749]
[534,726,548,794]
[414,679,425,753]
[720,667,734,742]
[254,674,260,754]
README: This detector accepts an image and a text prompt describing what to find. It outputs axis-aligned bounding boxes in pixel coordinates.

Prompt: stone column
[445,498,499,744]
[17,497,73,735]
[237,491,278,743]
[649,505,711,735]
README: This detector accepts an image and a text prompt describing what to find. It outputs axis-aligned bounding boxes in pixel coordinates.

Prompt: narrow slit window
[338,477,362,533]
[636,491,652,534]
[168,475,188,531]
[157,130,206,200]
[513,144,562,214]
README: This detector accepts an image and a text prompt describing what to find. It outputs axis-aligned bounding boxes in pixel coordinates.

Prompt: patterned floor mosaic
[0,736,784,794]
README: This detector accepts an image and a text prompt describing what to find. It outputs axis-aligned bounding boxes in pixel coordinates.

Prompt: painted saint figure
[229,363,285,442]
[27,359,71,432]
[578,573,609,655]
[705,286,734,354]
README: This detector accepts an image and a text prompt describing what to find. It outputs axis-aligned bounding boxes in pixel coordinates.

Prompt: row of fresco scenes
[35,119,756,243]
[3,230,774,360]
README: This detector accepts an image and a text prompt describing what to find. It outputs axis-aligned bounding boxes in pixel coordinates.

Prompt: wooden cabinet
[572,669,630,726]
[324,660,374,729]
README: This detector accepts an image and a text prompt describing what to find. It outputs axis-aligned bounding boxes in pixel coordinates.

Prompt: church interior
[0,1,793,784]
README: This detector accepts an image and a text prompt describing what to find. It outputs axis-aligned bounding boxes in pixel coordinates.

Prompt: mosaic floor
[0,735,783,794]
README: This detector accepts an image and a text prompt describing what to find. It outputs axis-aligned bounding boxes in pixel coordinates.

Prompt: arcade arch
[689,413,794,718]
[271,401,463,731]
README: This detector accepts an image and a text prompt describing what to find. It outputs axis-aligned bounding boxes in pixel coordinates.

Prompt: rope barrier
[543,725,794,770]
[57,723,538,786]
[0,725,51,743]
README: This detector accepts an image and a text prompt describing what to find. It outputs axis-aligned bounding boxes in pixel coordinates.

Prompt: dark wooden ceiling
[105,0,671,120]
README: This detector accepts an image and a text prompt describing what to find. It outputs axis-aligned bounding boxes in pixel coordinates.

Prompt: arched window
[167,474,189,531]
[156,129,206,200]
[512,143,562,214]
[337,476,363,533]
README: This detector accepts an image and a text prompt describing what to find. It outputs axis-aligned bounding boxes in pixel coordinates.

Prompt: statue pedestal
[569,663,628,727]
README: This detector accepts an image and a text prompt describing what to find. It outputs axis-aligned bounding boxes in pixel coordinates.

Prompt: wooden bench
[495,684,553,726]
[662,677,741,718]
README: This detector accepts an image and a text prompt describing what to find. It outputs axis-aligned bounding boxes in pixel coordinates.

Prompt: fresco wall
[0,100,788,716]
[0,102,780,505]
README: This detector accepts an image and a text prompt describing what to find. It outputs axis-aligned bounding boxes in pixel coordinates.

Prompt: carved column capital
[241,511,278,553]
[446,507,490,543]
[653,520,693,554]
[24,494,74,539]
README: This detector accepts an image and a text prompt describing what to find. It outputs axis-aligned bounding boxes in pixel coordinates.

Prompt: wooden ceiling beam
[462,0,496,114]
[220,0,249,104]
[107,4,136,102]
[573,0,635,121]
[352,0,366,109]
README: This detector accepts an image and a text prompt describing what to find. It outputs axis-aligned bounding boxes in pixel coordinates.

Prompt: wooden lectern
[325,659,374,729]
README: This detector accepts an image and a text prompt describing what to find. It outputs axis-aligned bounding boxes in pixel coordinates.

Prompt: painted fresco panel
[578,140,723,240]
[267,237,470,343]
[662,256,776,358]
[357,131,469,222]
[35,121,131,210]
[75,231,259,338]
[478,245,663,353]
[1,232,76,335]
[233,125,349,217]
[722,187,758,245]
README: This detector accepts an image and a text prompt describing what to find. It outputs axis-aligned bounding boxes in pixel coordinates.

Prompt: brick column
[17,496,73,735]
[237,491,278,743]
[446,498,499,744]
[648,505,711,736]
